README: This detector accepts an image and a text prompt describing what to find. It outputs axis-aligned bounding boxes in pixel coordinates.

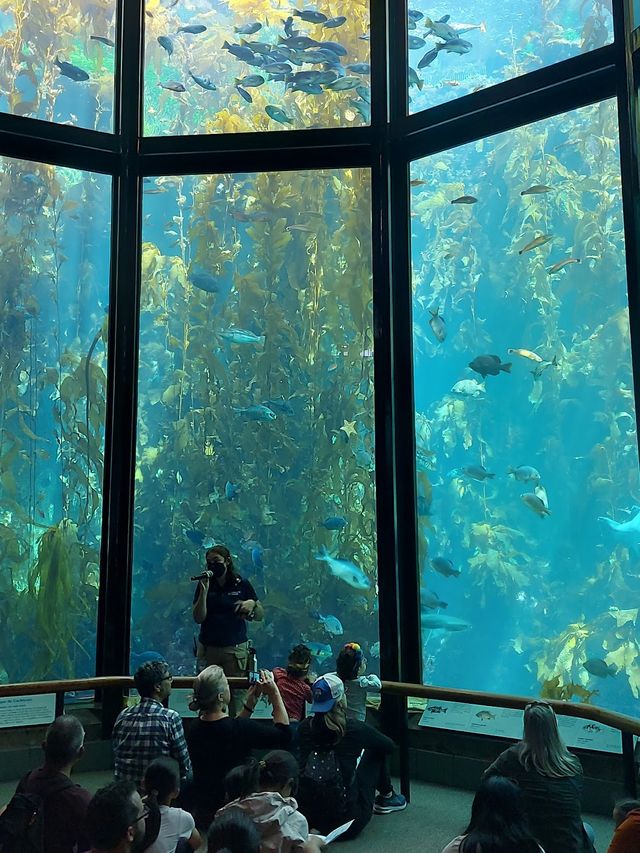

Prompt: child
[336,642,381,722]
[272,644,313,723]
[143,757,201,853]
[218,750,325,852]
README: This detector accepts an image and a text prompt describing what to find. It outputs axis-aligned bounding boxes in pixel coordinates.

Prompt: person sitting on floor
[483,701,595,853]
[207,809,261,853]
[185,665,291,829]
[143,757,201,853]
[218,750,325,852]
[272,644,314,725]
[296,673,406,842]
[607,797,640,852]
[10,714,92,853]
[441,775,544,852]
[85,780,151,853]
[335,642,381,723]
[112,660,192,788]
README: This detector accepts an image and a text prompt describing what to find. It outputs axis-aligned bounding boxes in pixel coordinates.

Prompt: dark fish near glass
[189,271,218,293]
[429,308,447,342]
[189,71,217,91]
[160,81,186,92]
[177,24,207,34]
[518,234,552,254]
[451,195,477,204]
[90,35,115,47]
[462,465,495,481]
[157,35,174,55]
[469,354,511,377]
[235,22,263,34]
[236,85,252,103]
[323,16,347,28]
[320,516,347,530]
[583,658,617,678]
[292,8,328,24]
[431,557,462,578]
[54,57,90,81]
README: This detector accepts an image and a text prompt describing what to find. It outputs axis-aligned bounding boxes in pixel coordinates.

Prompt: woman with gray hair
[184,665,290,829]
[484,701,595,853]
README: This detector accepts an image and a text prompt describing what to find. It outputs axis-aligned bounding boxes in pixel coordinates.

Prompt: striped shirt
[112,697,192,784]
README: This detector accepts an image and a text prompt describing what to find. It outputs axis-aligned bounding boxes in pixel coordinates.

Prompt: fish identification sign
[0,694,56,729]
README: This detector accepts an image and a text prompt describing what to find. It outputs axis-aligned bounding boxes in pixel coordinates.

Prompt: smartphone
[248,670,260,684]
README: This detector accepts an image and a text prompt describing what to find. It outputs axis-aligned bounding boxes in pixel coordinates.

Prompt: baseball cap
[311,673,345,713]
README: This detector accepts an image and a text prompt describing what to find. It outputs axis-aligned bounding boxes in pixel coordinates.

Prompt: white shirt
[146,805,195,853]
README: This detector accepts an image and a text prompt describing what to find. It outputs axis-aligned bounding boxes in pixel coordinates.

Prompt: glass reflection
[0,157,111,682]
[412,100,640,716]
[132,169,378,681]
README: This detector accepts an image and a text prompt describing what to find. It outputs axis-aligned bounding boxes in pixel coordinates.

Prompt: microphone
[191,572,211,581]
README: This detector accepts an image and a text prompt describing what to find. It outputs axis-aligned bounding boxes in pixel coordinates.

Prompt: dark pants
[339,734,394,841]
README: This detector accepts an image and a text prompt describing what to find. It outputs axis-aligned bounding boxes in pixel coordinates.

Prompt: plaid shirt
[112,697,192,784]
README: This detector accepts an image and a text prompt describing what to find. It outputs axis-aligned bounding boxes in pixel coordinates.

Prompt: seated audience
[85,780,150,853]
[143,757,201,853]
[273,644,314,724]
[207,809,261,853]
[335,642,381,723]
[112,660,192,787]
[297,674,406,841]
[607,798,640,852]
[12,714,91,853]
[484,701,595,853]
[185,665,291,828]
[218,750,324,852]
[441,776,544,852]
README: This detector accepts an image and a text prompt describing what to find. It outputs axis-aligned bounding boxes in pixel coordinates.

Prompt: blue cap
[311,673,345,713]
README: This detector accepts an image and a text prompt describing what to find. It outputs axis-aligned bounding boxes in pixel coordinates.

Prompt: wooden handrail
[1,676,638,736]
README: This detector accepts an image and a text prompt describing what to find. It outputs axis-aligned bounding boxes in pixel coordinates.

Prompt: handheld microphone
[191,572,210,581]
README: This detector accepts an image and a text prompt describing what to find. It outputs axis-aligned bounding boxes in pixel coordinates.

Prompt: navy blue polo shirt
[194,574,258,647]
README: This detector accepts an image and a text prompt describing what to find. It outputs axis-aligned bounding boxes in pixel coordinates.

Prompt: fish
[292,8,328,24]
[583,658,617,678]
[423,590,449,609]
[598,507,640,544]
[518,234,553,254]
[356,85,371,102]
[430,557,461,578]
[264,397,295,414]
[264,61,294,74]
[408,67,424,89]
[225,481,241,501]
[184,528,205,546]
[232,405,277,421]
[521,184,552,195]
[424,15,459,40]
[547,258,581,274]
[507,348,543,363]
[408,9,425,21]
[321,41,349,57]
[508,466,541,484]
[451,379,485,397]
[408,35,427,49]
[160,81,186,92]
[418,47,439,68]
[236,85,252,103]
[346,63,371,74]
[311,611,344,636]
[265,105,293,124]
[177,24,206,34]
[531,355,559,378]
[189,71,217,91]
[462,465,495,481]
[453,21,486,35]
[410,179,428,187]
[451,195,477,204]
[223,40,256,62]
[323,16,347,28]
[421,613,471,631]
[469,355,512,377]
[278,35,320,49]
[521,493,551,517]
[315,546,371,589]
[476,710,495,720]
[54,58,90,81]
[324,77,361,91]
[235,74,265,88]
[219,329,265,344]
[320,516,347,530]
[189,271,218,293]
[429,308,447,342]
[90,35,115,47]
[157,35,174,55]
[234,22,263,35]
[306,641,333,661]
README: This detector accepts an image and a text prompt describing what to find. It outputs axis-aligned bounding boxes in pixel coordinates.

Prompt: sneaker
[373,789,407,814]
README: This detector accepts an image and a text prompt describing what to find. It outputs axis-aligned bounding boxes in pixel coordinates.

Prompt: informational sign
[0,694,56,729]
[418,700,623,754]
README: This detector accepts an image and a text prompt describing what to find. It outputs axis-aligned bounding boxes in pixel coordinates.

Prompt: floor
[0,772,614,852]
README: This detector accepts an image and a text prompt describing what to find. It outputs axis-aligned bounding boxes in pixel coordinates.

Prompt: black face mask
[210,561,226,579]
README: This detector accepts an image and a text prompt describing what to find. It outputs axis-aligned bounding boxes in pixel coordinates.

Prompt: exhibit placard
[0,694,56,729]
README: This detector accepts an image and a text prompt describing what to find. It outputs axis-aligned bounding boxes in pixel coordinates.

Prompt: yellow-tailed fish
[507,348,544,363]
[520,184,552,195]
[547,258,581,274]
[518,234,552,254]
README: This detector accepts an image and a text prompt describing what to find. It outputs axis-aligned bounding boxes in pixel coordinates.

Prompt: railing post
[621,730,637,797]
[398,695,411,803]
[54,692,65,718]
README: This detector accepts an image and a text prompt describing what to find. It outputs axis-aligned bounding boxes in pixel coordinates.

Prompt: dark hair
[208,808,261,853]
[144,756,180,801]
[224,750,299,802]
[86,781,140,848]
[43,715,84,766]
[134,660,170,698]
[206,545,238,579]
[336,644,363,682]
[287,644,311,678]
[460,777,540,853]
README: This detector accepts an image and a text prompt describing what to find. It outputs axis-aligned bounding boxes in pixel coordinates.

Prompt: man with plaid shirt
[112,660,192,787]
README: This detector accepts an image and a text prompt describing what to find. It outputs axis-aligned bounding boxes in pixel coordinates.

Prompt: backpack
[0,773,75,853]
[297,748,350,835]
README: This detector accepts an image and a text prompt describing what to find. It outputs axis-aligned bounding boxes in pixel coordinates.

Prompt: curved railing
[0,677,637,798]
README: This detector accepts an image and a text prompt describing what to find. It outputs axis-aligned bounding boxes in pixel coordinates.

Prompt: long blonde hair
[519,702,580,778]
[311,695,347,745]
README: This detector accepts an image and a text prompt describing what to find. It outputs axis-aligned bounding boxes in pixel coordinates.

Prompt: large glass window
[0,156,111,682]
[144,2,370,135]
[0,0,116,130]
[412,99,640,716]
[132,168,378,678]
[407,1,614,115]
